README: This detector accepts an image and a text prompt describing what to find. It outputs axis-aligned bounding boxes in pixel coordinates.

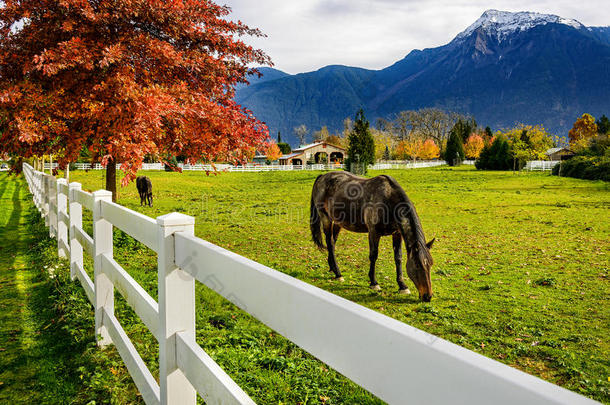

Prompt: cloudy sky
[222,0,608,74]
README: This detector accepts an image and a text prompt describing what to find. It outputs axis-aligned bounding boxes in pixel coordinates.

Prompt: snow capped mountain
[456,9,585,42]
[236,10,610,145]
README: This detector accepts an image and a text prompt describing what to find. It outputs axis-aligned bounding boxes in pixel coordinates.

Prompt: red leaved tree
[0,0,271,200]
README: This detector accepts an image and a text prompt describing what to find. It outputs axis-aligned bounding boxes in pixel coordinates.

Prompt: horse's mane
[408,208,433,266]
[381,175,433,266]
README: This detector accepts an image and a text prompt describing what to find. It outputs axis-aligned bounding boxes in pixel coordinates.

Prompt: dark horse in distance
[310,171,435,302]
[136,176,153,207]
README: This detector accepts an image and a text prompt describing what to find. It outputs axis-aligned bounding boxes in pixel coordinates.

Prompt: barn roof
[293,141,345,152]
[546,147,571,155]
[279,152,302,160]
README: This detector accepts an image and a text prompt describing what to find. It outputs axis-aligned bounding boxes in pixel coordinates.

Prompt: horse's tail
[310,177,326,251]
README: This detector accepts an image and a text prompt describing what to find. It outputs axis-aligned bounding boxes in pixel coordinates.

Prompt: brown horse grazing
[310,171,435,302]
[136,176,153,207]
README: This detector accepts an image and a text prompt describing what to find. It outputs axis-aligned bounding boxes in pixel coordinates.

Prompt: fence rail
[525,160,560,171]
[21,162,597,405]
[44,161,453,172]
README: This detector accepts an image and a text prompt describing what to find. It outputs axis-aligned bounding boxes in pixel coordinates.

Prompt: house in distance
[279,142,346,166]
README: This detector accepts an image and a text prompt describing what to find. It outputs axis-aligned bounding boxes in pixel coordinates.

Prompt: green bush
[277,142,291,154]
[553,156,610,181]
[475,135,512,170]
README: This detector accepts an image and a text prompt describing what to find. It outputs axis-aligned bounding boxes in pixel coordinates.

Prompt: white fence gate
[21,162,597,405]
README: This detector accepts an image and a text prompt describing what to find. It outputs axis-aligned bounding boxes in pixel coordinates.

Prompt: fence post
[48,176,58,238]
[93,190,114,346]
[57,179,68,258]
[43,174,50,225]
[69,182,83,281]
[157,213,196,405]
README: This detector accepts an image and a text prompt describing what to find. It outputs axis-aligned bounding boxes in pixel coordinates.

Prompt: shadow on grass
[0,175,115,404]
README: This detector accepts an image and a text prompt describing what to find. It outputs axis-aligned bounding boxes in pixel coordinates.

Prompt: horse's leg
[393,231,410,294]
[324,221,342,280]
[332,223,341,243]
[368,231,381,289]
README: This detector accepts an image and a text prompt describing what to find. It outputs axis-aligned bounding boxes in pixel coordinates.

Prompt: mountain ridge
[235,10,610,146]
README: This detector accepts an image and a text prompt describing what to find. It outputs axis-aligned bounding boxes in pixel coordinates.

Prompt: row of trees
[553,113,610,181]
[292,108,482,162]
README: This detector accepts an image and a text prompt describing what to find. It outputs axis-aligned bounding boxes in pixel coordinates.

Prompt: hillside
[235,10,610,146]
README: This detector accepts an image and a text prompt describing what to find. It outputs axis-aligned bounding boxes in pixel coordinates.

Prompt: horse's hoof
[335,277,344,282]
[399,288,411,295]
[370,284,381,291]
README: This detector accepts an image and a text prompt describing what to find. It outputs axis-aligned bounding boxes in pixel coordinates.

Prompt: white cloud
[222,0,609,74]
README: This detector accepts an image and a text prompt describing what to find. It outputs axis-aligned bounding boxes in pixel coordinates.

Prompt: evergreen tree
[345,109,375,174]
[451,118,477,143]
[596,115,610,134]
[382,145,391,161]
[277,143,291,155]
[475,135,512,170]
[485,126,493,138]
[445,128,465,166]
[278,131,282,143]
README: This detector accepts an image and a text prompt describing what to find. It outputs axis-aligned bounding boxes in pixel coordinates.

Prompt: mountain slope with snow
[236,10,610,145]
[455,10,584,42]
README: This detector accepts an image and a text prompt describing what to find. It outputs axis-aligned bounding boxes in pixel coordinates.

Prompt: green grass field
[2,166,609,403]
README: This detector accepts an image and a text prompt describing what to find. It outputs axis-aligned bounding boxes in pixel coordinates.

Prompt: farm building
[545,147,574,161]
[252,150,269,165]
[279,141,346,166]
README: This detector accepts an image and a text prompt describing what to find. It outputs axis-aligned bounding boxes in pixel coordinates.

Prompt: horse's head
[406,239,435,302]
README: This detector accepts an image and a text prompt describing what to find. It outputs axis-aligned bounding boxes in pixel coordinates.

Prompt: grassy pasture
[64,166,609,403]
[3,166,607,403]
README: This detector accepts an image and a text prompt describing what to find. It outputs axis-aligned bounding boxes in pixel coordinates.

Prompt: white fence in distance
[22,162,597,405]
[525,160,560,171]
[44,161,449,172]
[42,159,562,173]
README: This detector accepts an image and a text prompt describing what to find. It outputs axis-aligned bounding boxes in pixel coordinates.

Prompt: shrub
[475,135,512,170]
[553,156,610,181]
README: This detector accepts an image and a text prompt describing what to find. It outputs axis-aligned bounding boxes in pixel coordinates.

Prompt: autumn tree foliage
[0,0,271,200]
[500,124,554,169]
[569,113,598,151]
[418,139,440,160]
[396,138,423,162]
[464,134,485,158]
[265,142,282,161]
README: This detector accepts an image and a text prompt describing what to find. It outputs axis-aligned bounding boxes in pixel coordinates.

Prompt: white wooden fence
[525,160,560,171]
[44,161,451,172]
[22,162,597,405]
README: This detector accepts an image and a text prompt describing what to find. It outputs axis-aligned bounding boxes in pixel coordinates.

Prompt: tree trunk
[106,160,117,202]
[64,163,70,182]
[41,157,45,173]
